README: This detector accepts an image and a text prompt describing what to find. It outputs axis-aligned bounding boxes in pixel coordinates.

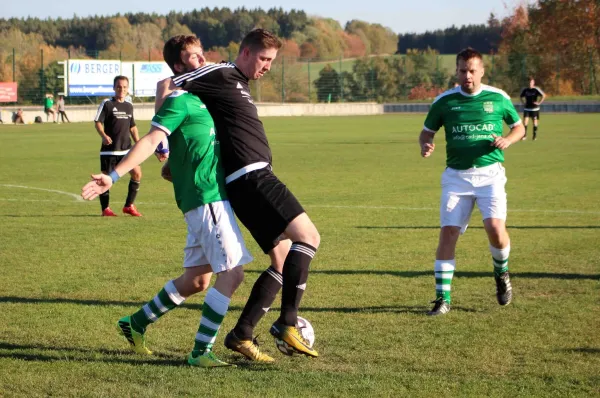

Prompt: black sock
[533,125,538,134]
[278,242,316,326]
[524,124,528,135]
[125,180,140,207]
[234,266,282,340]
[100,191,110,211]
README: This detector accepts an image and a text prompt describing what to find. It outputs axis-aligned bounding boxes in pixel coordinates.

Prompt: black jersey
[172,62,272,176]
[520,87,545,111]
[94,97,136,154]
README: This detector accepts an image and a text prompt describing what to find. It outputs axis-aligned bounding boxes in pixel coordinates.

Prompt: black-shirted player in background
[157,30,320,361]
[520,78,546,141]
[94,76,142,216]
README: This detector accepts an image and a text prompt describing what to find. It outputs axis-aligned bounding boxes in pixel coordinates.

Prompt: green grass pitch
[0,114,598,396]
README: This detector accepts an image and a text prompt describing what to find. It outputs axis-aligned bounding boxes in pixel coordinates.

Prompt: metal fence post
[556,53,560,94]
[339,55,343,102]
[40,49,45,102]
[281,56,285,103]
[12,48,16,82]
[307,59,311,103]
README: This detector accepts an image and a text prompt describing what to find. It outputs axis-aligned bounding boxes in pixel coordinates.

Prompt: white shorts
[183,200,253,273]
[440,163,507,234]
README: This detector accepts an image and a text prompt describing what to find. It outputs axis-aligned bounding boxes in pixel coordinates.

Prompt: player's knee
[191,277,211,293]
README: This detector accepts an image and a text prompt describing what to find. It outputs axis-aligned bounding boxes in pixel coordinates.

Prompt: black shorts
[100,155,125,173]
[226,167,304,253]
[44,108,53,113]
[523,110,540,119]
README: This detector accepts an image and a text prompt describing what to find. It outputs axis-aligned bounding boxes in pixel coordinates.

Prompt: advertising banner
[68,60,120,96]
[122,62,172,97]
[0,82,18,102]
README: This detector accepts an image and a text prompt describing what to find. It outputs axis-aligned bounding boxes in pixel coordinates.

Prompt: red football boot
[102,207,117,217]
[122,204,142,217]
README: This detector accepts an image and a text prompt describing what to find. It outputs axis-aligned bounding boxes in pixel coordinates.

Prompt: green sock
[130,280,185,333]
[435,259,455,304]
[192,288,230,356]
[490,244,510,277]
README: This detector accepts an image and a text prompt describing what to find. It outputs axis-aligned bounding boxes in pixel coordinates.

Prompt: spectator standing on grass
[44,93,56,123]
[56,95,70,123]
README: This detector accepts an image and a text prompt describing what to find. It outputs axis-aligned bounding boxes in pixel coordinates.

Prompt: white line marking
[1,186,599,215]
[0,184,84,202]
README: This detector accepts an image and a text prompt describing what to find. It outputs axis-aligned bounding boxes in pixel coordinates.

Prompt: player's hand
[161,162,173,182]
[154,152,169,162]
[491,135,511,150]
[102,135,113,145]
[81,174,113,200]
[533,102,539,106]
[421,143,435,158]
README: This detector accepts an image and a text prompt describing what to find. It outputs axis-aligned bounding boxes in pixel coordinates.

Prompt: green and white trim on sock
[130,280,186,333]
[192,287,230,356]
[490,244,510,277]
[435,259,455,304]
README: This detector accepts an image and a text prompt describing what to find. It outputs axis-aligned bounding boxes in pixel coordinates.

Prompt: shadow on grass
[0,341,297,370]
[357,225,600,230]
[247,270,599,280]
[0,296,482,314]
[0,341,185,366]
[562,347,600,354]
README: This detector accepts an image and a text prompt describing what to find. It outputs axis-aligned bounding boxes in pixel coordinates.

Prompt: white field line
[1,184,600,215]
[0,184,84,202]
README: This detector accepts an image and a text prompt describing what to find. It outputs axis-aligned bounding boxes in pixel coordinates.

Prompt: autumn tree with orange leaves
[497,0,600,95]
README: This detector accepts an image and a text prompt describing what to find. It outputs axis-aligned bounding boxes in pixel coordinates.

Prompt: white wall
[0,102,384,124]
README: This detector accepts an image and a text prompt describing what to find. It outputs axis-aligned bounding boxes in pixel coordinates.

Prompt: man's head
[113,76,129,100]
[529,77,535,88]
[235,29,282,80]
[456,47,484,94]
[163,35,204,74]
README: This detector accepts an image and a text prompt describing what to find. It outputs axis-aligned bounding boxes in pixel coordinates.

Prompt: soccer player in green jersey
[81,35,253,367]
[419,47,525,316]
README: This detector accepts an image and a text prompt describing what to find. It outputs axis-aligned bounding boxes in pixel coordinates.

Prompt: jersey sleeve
[519,88,526,98]
[129,104,136,128]
[151,94,188,136]
[423,101,443,133]
[502,96,521,127]
[535,87,545,97]
[94,100,108,122]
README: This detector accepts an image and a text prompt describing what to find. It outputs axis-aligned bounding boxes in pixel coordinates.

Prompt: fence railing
[0,48,598,107]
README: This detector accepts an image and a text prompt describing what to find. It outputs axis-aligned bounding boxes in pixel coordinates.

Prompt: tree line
[0,1,597,104]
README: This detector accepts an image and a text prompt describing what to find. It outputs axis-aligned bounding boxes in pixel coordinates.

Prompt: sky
[2,0,528,34]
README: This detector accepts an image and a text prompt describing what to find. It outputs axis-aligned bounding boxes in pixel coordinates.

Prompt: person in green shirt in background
[81,35,253,368]
[418,47,525,316]
[44,93,56,123]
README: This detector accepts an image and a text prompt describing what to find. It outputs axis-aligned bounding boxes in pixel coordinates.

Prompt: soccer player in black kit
[157,29,320,361]
[94,75,142,216]
[520,78,546,141]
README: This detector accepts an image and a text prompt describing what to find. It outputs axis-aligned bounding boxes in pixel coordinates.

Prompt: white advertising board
[67,60,121,96]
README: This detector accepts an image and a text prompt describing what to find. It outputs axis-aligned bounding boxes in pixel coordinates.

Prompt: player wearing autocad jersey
[82,35,253,368]
[419,47,525,316]
[166,29,321,360]
[520,78,546,140]
[93,75,142,217]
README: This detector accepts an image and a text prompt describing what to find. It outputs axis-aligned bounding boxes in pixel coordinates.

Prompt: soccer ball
[155,137,169,155]
[274,316,315,356]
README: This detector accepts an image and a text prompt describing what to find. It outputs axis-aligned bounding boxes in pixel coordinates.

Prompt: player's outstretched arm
[81,128,167,200]
[155,78,176,113]
[419,130,436,158]
[82,174,112,200]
